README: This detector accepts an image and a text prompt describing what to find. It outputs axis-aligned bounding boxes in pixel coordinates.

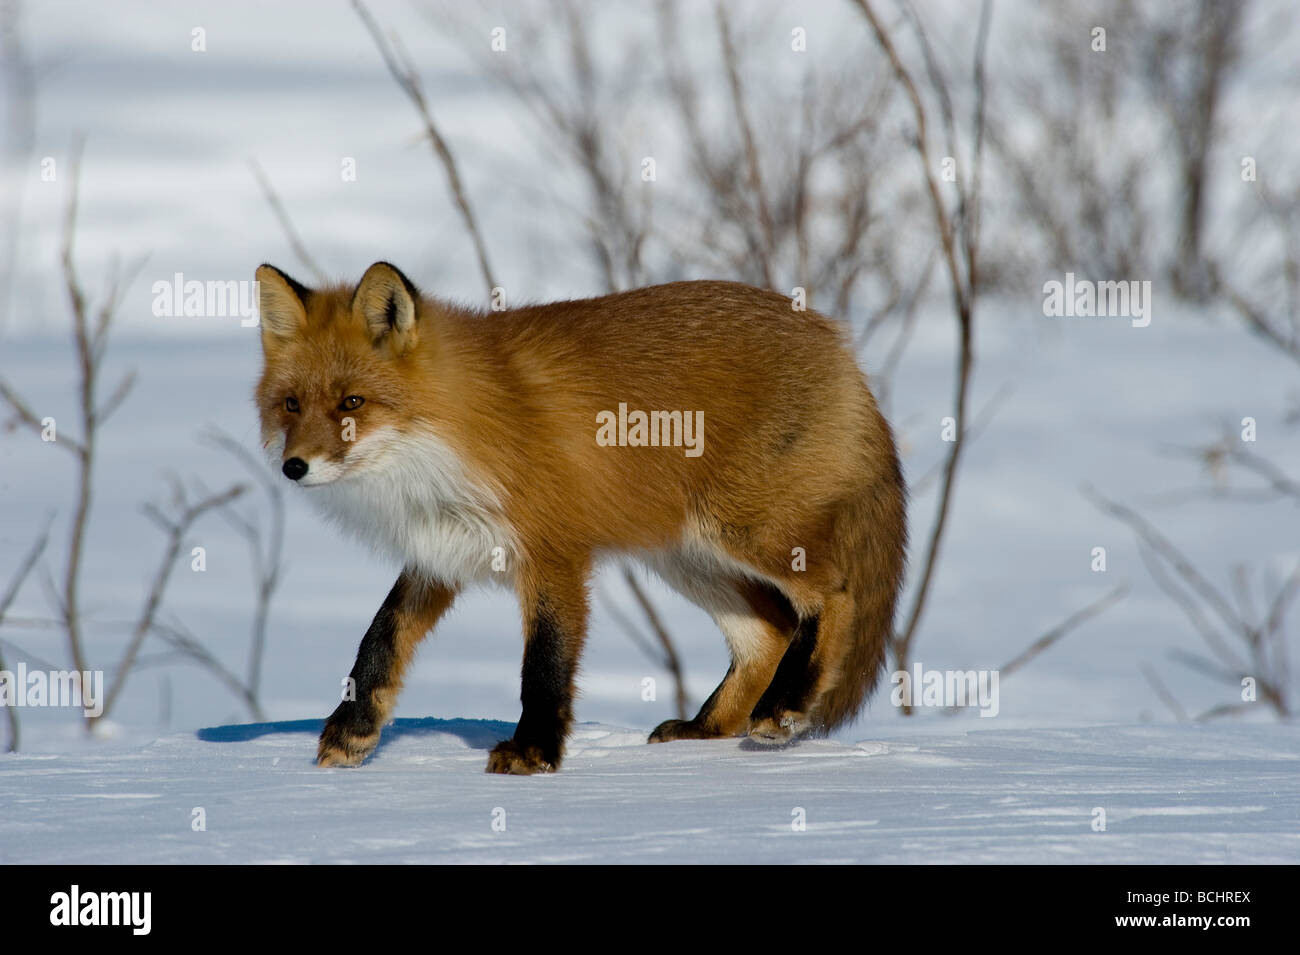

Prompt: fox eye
[340,395,365,411]
[285,396,300,413]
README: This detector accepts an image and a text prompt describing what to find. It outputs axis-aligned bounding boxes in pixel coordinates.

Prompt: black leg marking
[317,577,406,763]
[750,614,821,726]
[512,602,571,767]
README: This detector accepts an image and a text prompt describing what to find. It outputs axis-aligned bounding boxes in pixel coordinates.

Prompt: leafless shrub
[986,0,1171,281]
[87,435,287,728]
[358,0,706,697]
[247,158,328,286]
[0,0,35,335]
[851,0,988,703]
[1208,180,1300,371]
[353,0,498,297]
[203,429,287,713]
[97,481,248,725]
[0,143,142,699]
[1088,486,1296,720]
[412,0,1121,711]
[943,584,1128,716]
[1,148,286,739]
[0,526,49,751]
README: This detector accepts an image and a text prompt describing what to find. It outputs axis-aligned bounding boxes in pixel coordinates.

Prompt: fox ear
[256,264,310,346]
[353,261,418,355]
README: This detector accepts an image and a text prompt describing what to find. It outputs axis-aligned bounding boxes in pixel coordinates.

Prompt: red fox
[255,262,906,774]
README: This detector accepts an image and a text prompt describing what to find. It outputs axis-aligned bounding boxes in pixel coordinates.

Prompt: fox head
[254,261,424,487]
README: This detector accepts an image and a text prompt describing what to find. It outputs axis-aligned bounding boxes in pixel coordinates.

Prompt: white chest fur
[305,427,515,587]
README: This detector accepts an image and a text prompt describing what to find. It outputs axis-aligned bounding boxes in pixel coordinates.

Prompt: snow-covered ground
[2,1,1298,864]
[4,314,1296,864]
[5,720,1296,864]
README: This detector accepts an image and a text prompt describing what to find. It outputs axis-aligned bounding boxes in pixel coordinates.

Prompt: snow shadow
[196,716,518,752]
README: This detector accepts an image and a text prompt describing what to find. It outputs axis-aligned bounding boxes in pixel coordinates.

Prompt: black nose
[282,457,308,481]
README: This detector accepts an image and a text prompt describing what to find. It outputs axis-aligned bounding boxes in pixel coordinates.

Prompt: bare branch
[0,0,35,334]
[1139,662,1188,722]
[97,483,248,723]
[1085,486,1249,642]
[247,158,328,286]
[0,636,60,671]
[598,587,662,666]
[0,523,50,751]
[1209,264,1300,369]
[939,584,1126,716]
[851,0,967,317]
[352,0,497,297]
[1229,445,1300,504]
[151,620,265,722]
[716,3,776,289]
[0,377,82,454]
[621,565,689,720]
[995,585,1128,682]
[908,381,1012,497]
[1092,485,1294,718]
[96,369,136,426]
[202,430,285,705]
[965,0,993,290]
[1137,541,1249,676]
[1166,647,1242,685]
[853,0,988,689]
[59,140,93,686]
[1262,561,1300,648]
[0,523,49,625]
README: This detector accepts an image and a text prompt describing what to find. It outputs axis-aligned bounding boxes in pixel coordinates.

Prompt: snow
[3,1,1299,865]
[4,720,1296,864]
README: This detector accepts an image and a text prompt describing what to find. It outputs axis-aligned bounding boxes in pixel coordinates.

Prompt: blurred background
[1,0,1297,750]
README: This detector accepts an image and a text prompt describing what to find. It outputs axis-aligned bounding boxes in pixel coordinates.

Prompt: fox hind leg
[648,573,797,742]
[747,589,856,744]
[746,613,822,743]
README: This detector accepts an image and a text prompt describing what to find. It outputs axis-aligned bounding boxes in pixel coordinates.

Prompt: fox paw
[316,722,380,767]
[486,739,557,775]
[746,710,811,746]
[648,718,720,743]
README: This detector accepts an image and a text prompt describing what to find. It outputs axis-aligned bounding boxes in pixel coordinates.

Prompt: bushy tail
[818,436,908,732]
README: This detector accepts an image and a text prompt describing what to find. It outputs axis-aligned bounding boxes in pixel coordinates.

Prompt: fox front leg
[487,563,590,775]
[317,572,456,767]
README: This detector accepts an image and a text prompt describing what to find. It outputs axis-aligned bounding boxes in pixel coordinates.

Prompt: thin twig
[853,0,989,699]
[909,381,1012,497]
[247,158,328,285]
[202,429,285,707]
[621,565,689,720]
[1229,446,1300,503]
[0,524,50,751]
[1139,662,1188,722]
[996,585,1128,681]
[150,621,265,721]
[939,584,1127,716]
[1085,486,1249,642]
[352,0,497,297]
[1209,263,1300,369]
[59,139,92,688]
[1091,485,1294,717]
[716,3,776,289]
[97,483,247,723]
